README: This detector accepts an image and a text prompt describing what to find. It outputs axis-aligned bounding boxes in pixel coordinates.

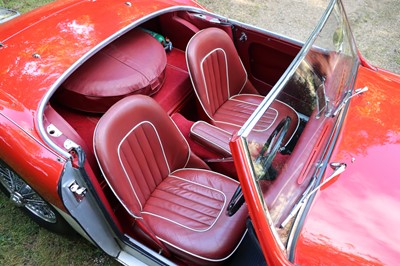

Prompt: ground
[200,0,400,74]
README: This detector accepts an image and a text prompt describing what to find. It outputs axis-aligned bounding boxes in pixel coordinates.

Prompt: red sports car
[0,0,399,265]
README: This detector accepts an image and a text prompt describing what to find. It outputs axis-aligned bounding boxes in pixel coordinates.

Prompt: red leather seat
[186,28,299,145]
[94,95,247,264]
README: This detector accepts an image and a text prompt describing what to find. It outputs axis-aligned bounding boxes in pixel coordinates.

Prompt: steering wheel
[226,117,292,216]
[255,116,291,180]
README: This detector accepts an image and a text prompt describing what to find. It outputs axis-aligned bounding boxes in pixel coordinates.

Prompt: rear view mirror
[332,26,344,52]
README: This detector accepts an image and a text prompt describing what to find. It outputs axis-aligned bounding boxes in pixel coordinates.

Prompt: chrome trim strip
[36,6,208,159]
[36,5,304,159]
[0,112,64,161]
[0,8,20,24]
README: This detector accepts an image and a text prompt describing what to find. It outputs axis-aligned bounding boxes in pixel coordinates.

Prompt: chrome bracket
[69,181,87,202]
[239,32,247,42]
[47,124,62,137]
[64,139,79,150]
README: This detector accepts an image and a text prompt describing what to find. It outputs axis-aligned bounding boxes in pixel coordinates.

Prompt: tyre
[0,160,72,234]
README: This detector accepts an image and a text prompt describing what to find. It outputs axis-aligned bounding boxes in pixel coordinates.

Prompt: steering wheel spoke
[226,116,292,216]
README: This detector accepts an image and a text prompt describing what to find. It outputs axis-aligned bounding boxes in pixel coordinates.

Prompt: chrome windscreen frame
[234,0,360,251]
[237,1,337,139]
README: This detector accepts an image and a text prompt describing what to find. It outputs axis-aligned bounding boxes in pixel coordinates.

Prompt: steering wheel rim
[226,116,292,216]
[255,116,291,180]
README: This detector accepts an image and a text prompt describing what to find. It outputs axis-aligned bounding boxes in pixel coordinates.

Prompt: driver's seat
[94,95,247,264]
[186,27,299,145]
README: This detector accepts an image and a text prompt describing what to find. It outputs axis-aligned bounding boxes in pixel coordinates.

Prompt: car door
[232,24,301,96]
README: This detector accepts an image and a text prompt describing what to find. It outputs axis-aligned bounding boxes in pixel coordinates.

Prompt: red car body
[1,0,399,265]
[0,0,201,210]
[294,66,400,265]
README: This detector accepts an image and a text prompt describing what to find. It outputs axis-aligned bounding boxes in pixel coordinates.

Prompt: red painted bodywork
[294,66,400,265]
[230,64,400,264]
[2,0,400,264]
[230,135,291,266]
[0,0,200,210]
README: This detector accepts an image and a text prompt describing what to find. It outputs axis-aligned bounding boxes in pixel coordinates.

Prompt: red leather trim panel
[190,121,232,157]
[153,49,193,115]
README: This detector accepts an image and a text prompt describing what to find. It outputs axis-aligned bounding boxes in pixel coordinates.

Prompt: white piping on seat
[142,172,226,232]
[168,115,191,168]
[186,30,299,147]
[213,95,301,146]
[209,93,277,131]
[117,121,170,212]
[95,119,190,219]
[186,29,248,121]
[200,48,229,106]
[94,119,142,219]
[186,29,214,121]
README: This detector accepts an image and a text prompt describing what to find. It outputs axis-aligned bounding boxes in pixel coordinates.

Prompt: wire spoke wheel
[0,160,70,234]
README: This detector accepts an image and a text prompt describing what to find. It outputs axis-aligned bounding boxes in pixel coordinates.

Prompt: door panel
[233,26,302,95]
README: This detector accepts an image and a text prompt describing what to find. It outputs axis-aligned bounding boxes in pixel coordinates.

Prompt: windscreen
[236,0,359,246]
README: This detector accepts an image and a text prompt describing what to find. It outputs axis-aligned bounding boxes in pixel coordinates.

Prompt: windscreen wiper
[280,162,347,228]
[332,86,368,117]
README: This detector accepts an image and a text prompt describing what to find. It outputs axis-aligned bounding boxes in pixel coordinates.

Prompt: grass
[0,1,122,265]
[0,0,51,13]
[0,193,116,265]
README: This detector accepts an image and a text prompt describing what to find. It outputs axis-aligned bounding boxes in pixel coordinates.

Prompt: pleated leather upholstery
[94,95,247,263]
[94,95,189,215]
[187,28,248,118]
[186,28,299,145]
[214,95,299,145]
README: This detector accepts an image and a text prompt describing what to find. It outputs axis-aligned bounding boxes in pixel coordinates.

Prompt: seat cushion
[58,29,167,113]
[142,168,247,263]
[212,94,299,145]
[190,121,233,157]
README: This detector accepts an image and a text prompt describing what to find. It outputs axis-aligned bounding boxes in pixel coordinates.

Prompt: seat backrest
[94,95,190,217]
[186,27,248,119]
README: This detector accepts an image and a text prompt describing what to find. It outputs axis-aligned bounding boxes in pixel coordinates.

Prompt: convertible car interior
[42,10,322,264]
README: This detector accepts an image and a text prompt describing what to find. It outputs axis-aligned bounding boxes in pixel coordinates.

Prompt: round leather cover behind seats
[57,29,167,113]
